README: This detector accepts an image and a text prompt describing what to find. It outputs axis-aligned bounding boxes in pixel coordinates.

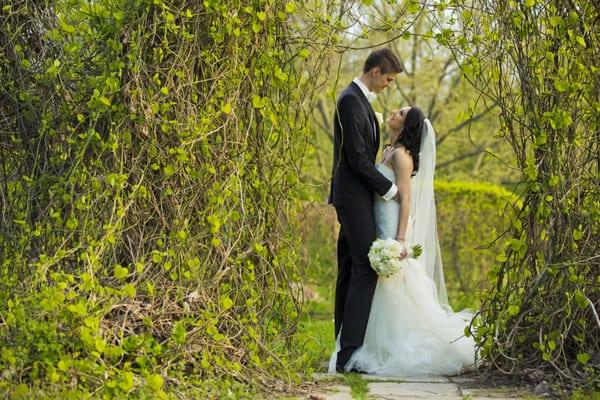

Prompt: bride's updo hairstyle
[395,106,425,176]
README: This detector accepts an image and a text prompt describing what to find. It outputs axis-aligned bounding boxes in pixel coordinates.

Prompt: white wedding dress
[328,120,477,377]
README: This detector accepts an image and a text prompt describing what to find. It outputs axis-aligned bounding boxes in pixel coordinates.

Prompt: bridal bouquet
[368,238,422,277]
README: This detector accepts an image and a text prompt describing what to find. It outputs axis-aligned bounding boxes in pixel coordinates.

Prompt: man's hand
[393,192,402,205]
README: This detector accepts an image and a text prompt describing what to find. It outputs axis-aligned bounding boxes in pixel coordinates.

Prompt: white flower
[374,111,384,125]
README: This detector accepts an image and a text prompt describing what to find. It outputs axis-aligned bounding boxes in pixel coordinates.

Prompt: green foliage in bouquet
[0,0,336,397]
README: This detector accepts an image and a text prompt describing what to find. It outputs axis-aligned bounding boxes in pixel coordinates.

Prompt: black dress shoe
[347,366,368,374]
[335,365,367,374]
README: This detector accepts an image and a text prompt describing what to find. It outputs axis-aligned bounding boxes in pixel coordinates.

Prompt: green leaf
[123,283,136,298]
[114,264,129,280]
[298,48,310,59]
[252,95,265,109]
[508,305,520,315]
[163,164,175,176]
[146,373,163,390]
[50,371,60,382]
[575,36,586,47]
[67,301,87,316]
[549,16,561,27]
[221,103,232,114]
[577,352,590,364]
[172,321,187,344]
[285,2,296,13]
[152,252,163,263]
[574,290,588,309]
[113,11,125,21]
[66,218,79,230]
[119,371,135,392]
[411,244,422,258]
[553,80,568,92]
[407,0,421,13]
[221,296,233,310]
[95,338,106,353]
[135,262,145,273]
[57,360,69,371]
[59,20,76,34]
[509,238,522,251]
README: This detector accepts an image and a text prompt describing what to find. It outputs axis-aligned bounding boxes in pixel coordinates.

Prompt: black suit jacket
[328,82,393,210]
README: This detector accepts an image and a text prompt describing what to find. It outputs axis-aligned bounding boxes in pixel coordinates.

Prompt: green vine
[0,0,337,397]
[439,0,600,391]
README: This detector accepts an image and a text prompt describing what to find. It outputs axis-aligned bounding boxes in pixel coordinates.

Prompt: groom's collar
[352,78,376,103]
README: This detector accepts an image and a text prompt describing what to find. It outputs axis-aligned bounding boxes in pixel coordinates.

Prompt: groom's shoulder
[339,82,359,97]
[337,83,361,105]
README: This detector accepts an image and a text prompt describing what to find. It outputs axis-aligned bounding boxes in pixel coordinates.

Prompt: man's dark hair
[363,48,403,74]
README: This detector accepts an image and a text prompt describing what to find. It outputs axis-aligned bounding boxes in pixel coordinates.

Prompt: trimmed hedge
[435,180,519,309]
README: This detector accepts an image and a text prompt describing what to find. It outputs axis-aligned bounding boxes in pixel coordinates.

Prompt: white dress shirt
[352,78,398,201]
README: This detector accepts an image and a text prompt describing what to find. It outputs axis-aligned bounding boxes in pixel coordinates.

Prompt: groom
[328,48,403,372]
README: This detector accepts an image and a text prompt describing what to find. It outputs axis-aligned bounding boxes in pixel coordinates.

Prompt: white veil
[410,119,449,307]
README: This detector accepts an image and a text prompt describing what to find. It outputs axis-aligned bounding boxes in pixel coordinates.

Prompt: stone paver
[368,382,461,399]
[301,373,540,400]
[461,387,527,398]
[448,375,476,384]
[317,385,352,400]
[362,374,450,383]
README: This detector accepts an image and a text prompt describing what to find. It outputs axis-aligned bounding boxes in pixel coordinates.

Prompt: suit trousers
[334,207,378,370]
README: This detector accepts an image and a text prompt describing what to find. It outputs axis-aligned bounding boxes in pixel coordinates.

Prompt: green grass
[567,388,600,400]
[343,373,369,400]
[291,315,334,375]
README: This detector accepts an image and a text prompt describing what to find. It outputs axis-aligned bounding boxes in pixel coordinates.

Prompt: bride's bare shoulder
[390,147,413,170]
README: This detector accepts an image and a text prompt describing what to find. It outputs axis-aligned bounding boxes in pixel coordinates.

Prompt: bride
[328,106,477,376]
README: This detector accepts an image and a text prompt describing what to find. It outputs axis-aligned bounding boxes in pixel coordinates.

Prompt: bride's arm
[390,149,413,244]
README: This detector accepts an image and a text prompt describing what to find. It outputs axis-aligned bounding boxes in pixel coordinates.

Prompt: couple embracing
[328,48,476,376]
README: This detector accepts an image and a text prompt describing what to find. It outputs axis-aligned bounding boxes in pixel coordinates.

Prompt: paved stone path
[300,373,542,400]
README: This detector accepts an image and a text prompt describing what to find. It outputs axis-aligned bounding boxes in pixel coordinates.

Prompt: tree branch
[436,103,498,146]
[437,141,500,169]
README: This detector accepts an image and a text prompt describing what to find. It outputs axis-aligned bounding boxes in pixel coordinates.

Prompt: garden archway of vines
[0,0,598,398]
